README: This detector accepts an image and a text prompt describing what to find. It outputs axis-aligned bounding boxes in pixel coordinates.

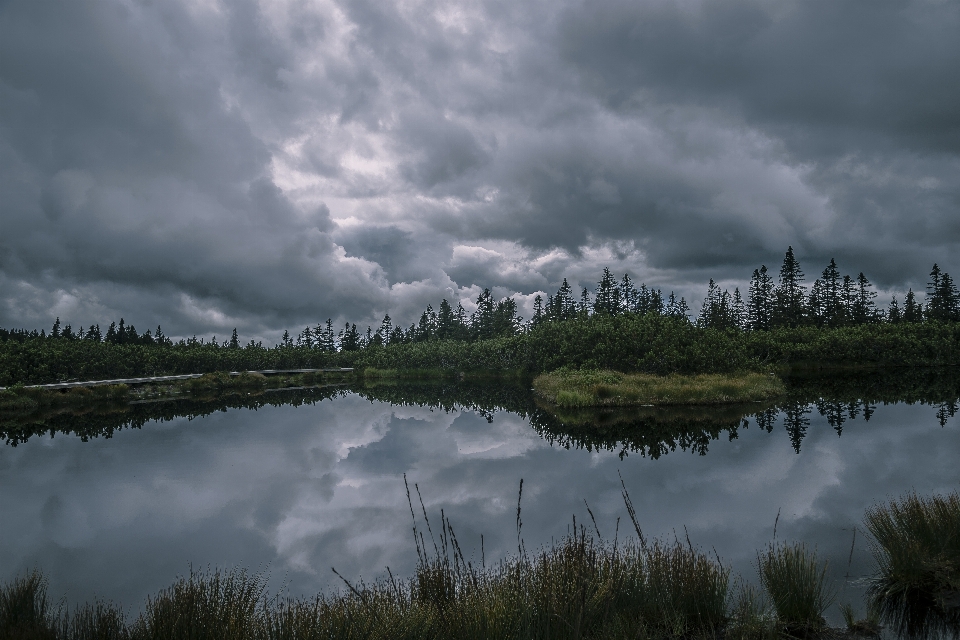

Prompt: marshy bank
[533,369,786,409]
[0,369,356,414]
[12,486,956,639]
[3,483,916,640]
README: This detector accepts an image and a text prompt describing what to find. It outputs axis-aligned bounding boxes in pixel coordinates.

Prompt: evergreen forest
[3,247,960,386]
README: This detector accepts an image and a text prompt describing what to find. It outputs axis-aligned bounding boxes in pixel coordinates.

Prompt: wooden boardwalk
[0,369,354,391]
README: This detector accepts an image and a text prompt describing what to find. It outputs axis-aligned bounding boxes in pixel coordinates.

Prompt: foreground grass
[3,479,903,640]
[0,535,818,640]
[865,491,960,638]
[533,369,786,408]
[17,485,960,639]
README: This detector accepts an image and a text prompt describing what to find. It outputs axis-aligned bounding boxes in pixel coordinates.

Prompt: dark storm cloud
[0,0,388,338]
[550,0,960,279]
[1,0,958,335]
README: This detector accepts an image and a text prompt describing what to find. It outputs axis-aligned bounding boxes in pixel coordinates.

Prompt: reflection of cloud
[0,394,958,622]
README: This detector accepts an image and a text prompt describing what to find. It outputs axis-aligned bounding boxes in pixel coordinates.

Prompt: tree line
[1,247,958,355]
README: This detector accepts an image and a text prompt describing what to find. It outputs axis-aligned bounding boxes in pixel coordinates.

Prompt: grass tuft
[758,542,835,636]
[865,491,960,639]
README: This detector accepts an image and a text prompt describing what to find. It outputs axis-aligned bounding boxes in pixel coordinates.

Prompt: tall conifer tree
[773,247,806,327]
[748,266,774,330]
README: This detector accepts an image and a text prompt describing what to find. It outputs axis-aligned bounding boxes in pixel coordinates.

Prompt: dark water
[1,371,959,623]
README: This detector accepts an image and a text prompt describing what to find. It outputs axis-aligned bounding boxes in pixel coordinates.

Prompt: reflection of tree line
[534,367,960,457]
[0,386,348,447]
[2,369,959,453]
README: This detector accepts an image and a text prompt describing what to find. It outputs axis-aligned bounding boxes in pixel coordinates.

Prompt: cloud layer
[2,0,958,340]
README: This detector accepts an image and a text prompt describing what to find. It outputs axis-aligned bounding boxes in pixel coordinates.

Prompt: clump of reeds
[534,369,785,408]
[0,569,130,640]
[0,569,56,639]
[726,579,775,640]
[758,542,835,637]
[865,491,960,639]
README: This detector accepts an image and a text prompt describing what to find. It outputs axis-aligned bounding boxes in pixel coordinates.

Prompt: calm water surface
[1,381,959,621]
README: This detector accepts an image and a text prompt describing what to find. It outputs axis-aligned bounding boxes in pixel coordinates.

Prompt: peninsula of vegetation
[533,369,785,408]
[2,248,960,391]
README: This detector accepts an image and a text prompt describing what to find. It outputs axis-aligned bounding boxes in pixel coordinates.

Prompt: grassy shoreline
[533,369,786,408]
[15,486,955,639]
[0,370,355,414]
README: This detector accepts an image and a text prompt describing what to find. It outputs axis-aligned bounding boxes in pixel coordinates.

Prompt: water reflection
[0,369,959,625]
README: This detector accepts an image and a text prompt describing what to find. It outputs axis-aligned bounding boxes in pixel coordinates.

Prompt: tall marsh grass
[758,543,835,636]
[865,491,960,638]
[13,484,924,640]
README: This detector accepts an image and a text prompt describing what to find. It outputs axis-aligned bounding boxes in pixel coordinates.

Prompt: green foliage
[0,339,356,387]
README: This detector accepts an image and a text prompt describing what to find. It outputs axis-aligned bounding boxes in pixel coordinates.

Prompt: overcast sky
[2,0,958,342]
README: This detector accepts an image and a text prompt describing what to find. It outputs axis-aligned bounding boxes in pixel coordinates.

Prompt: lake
[1,371,959,623]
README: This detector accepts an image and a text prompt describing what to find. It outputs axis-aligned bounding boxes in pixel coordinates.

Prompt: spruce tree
[807,279,825,327]
[472,289,495,339]
[493,297,521,337]
[415,306,435,342]
[532,295,544,326]
[579,288,591,316]
[593,268,620,315]
[747,266,774,330]
[339,324,361,351]
[851,272,878,324]
[697,279,731,328]
[666,292,690,319]
[389,325,406,345]
[317,319,336,352]
[636,285,664,315]
[436,301,455,338]
[230,328,240,349]
[377,314,393,345]
[820,259,843,327]
[619,274,638,314]
[887,296,902,323]
[454,303,469,340]
[927,265,960,322]
[773,247,806,327]
[841,275,855,324]
[731,288,746,329]
[549,279,576,321]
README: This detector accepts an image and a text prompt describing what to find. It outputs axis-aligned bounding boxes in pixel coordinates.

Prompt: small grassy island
[533,369,786,408]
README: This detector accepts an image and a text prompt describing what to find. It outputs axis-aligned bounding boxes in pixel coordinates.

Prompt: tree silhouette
[773,247,806,328]
[748,266,774,330]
